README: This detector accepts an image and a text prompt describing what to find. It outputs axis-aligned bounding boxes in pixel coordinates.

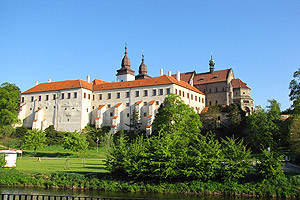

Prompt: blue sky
[0,0,299,110]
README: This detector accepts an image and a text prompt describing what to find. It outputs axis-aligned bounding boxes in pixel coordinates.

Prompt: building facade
[18,48,206,133]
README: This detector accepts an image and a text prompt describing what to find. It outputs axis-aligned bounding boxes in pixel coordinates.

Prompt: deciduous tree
[22,129,46,155]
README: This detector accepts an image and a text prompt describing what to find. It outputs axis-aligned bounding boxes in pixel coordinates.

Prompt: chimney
[35,81,38,86]
[48,79,51,83]
[87,75,90,83]
[168,71,171,76]
[160,69,163,76]
[176,71,180,81]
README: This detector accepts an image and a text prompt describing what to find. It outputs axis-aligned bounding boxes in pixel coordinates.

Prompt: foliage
[81,125,110,148]
[200,105,222,132]
[0,154,5,167]
[14,126,29,138]
[125,107,142,137]
[0,82,21,131]
[63,131,89,159]
[246,104,281,152]
[256,149,284,180]
[152,93,202,135]
[44,125,67,146]
[22,129,46,154]
[289,68,300,114]
[289,114,300,159]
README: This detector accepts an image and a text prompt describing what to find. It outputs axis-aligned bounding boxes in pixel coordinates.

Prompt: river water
[0,186,269,200]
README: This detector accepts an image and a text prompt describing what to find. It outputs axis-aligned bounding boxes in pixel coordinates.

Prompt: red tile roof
[111,125,116,128]
[135,101,142,105]
[96,117,101,119]
[93,79,109,85]
[149,100,155,105]
[148,115,153,117]
[146,125,151,128]
[231,79,250,89]
[22,79,93,94]
[113,116,118,119]
[94,75,204,95]
[173,69,232,85]
[36,108,42,112]
[98,105,105,109]
[115,103,122,107]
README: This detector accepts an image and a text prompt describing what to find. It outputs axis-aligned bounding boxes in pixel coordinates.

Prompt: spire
[209,52,215,73]
[135,51,151,80]
[121,43,131,69]
[116,44,135,81]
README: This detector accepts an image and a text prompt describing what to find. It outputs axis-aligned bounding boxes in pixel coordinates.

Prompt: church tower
[135,52,151,80]
[209,53,215,73]
[116,45,135,82]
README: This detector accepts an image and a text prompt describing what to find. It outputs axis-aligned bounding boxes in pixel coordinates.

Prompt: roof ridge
[165,75,175,83]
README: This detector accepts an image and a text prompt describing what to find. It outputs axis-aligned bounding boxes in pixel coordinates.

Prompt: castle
[18,47,253,133]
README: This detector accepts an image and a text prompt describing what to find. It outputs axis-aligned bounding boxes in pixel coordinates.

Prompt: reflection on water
[0,186,267,200]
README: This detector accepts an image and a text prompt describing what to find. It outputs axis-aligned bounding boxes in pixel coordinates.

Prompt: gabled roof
[173,69,232,85]
[93,79,109,85]
[94,75,204,95]
[231,79,250,89]
[22,80,93,94]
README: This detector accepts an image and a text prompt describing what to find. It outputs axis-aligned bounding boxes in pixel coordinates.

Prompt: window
[30,108,32,110]
[216,100,218,104]
[166,88,170,94]
[67,93,71,99]
[108,93,111,99]
[107,104,111,108]
[144,102,147,106]
[92,106,95,109]
[93,95,95,100]
[46,107,48,109]
[209,101,212,106]
[222,87,225,92]
[74,92,77,98]
[45,95,49,101]
[53,94,56,100]
[216,87,218,92]
[191,94,193,100]
[31,96,34,102]
[209,89,211,93]
[126,92,130,98]
[182,91,184,97]
[65,108,67,110]
[187,93,189,98]
[144,113,147,117]
[21,97,24,103]
[195,96,197,101]
[127,113,130,117]
[159,89,163,95]
[61,93,64,99]
[175,89,177,94]
[117,92,120,99]
[110,112,113,117]
[99,94,102,100]
[84,93,86,98]
[126,103,130,107]
[156,101,159,105]
[54,106,55,109]
[87,108,89,112]
[135,91,139,97]
[179,90,181,96]
[202,98,204,103]
[152,89,157,96]
[144,90,148,97]
[88,94,91,100]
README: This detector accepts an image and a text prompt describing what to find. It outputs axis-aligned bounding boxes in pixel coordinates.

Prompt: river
[0,186,269,200]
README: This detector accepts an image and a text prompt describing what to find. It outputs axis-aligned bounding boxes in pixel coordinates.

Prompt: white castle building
[18,47,206,134]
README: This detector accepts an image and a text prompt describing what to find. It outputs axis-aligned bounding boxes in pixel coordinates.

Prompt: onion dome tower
[209,53,215,74]
[135,52,151,80]
[116,45,135,82]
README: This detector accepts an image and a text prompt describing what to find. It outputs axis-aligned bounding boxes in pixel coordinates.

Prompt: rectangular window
[199,97,201,102]
[99,94,102,100]
[21,97,24,103]
[144,113,147,117]
[187,93,189,98]
[74,92,77,98]
[38,96,41,101]
[135,91,139,97]
[31,96,34,102]
[127,113,130,117]
[46,95,49,101]
[179,90,181,96]
[144,90,148,96]
[108,93,111,99]
[84,93,86,98]
[156,101,159,105]
[126,92,130,98]
[195,96,197,101]
[182,91,184,97]
[175,89,177,94]
[110,112,113,117]
[61,93,64,99]
[159,89,163,95]
[144,102,147,106]
[53,94,56,100]
[126,103,130,107]
[93,95,95,100]
[166,88,170,94]
[191,94,193,100]
[107,104,111,108]
[152,89,157,96]
[202,98,204,103]
[67,93,71,99]
[88,94,91,100]
[117,92,120,99]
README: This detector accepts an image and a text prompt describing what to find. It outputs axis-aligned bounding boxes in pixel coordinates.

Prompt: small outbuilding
[0,150,23,168]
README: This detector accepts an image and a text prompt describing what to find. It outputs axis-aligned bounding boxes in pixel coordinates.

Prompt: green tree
[126,107,142,137]
[63,131,89,164]
[0,82,21,135]
[152,93,202,135]
[44,125,66,145]
[289,68,300,114]
[200,105,222,133]
[22,129,46,155]
[289,115,300,159]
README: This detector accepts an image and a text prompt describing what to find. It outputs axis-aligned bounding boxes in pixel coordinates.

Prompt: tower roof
[135,52,151,80]
[117,45,135,76]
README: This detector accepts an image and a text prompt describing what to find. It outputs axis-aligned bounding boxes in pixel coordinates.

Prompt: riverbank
[1,169,300,198]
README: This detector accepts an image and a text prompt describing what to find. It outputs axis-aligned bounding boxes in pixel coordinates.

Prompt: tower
[209,53,215,74]
[135,52,151,80]
[116,45,135,82]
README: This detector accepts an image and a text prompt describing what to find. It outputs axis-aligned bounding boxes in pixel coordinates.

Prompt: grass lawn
[16,157,108,174]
